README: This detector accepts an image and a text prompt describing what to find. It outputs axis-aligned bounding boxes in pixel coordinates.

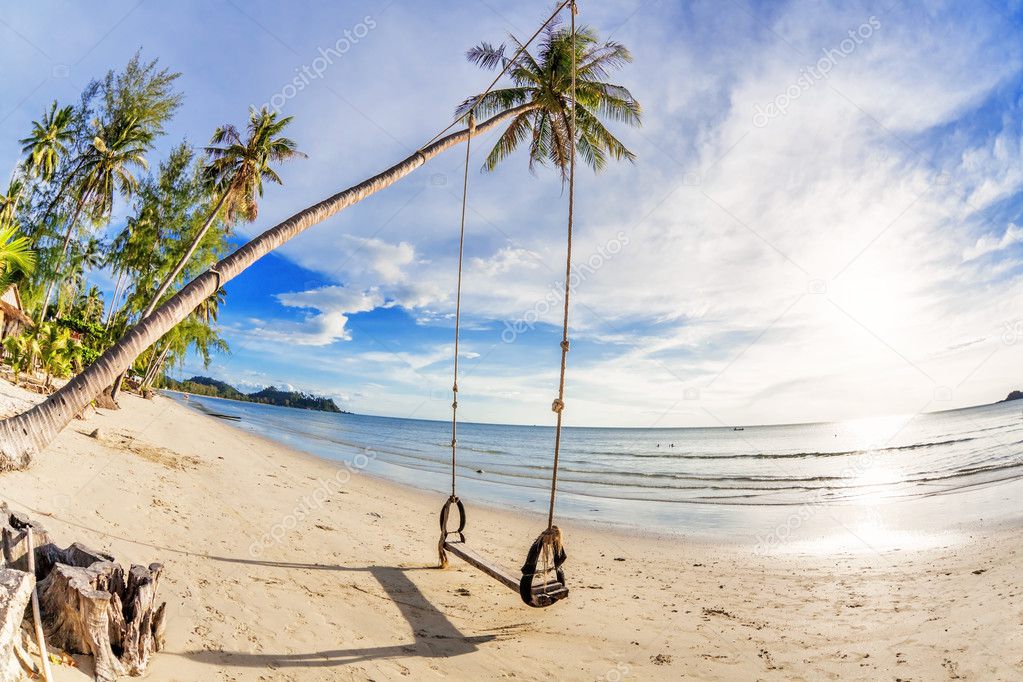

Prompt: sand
[0,380,1020,681]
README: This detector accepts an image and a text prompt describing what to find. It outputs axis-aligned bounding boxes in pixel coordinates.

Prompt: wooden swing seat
[443,539,569,602]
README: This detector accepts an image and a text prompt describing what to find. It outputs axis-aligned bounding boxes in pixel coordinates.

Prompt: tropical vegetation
[0,19,638,470]
[0,51,305,403]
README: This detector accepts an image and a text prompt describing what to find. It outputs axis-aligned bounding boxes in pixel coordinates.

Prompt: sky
[1,0,1022,428]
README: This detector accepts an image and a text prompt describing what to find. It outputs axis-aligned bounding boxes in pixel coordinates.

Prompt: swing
[435,0,578,609]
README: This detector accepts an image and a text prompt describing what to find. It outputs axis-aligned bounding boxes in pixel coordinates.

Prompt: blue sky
[2,0,1022,427]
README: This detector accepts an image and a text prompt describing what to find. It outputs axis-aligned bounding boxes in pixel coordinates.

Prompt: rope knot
[540,525,563,554]
[468,111,477,135]
[551,399,565,413]
[451,439,457,448]
[560,340,570,352]
[452,400,458,409]
[452,382,458,393]
[208,266,222,290]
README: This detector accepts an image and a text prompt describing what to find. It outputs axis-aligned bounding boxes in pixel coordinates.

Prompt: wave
[615,437,979,461]
[171,392,1023,509]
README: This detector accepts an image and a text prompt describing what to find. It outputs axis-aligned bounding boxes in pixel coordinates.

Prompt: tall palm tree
[457,23,640,177]
[57,237,105,318]
[140,108,305,320]
[192,287,226,326]
[20,101,76,181]
[0,178,24,226]
[0,22,640,469]
[38,116,150,322]
[79,117,150,220]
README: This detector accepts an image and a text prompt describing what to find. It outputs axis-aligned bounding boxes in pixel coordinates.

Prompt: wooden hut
[0,285,32,339]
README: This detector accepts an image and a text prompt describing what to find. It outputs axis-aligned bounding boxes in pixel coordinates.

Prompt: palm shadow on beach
[174,562,503,670]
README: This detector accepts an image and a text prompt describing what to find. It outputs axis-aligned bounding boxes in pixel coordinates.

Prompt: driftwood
[0,504,166,681]
[0,568,34,682]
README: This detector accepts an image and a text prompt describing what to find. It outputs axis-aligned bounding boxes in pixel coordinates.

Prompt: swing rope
[444,0,573,503]
[449,111,474,499]
[546,0,578,531]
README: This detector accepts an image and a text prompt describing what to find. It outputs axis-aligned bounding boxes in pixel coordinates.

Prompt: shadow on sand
[1,500,507,671]
[173,561,504,670]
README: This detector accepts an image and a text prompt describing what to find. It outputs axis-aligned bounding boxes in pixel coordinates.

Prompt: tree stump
[1,505,167,681]
[0,568,34,682]
[0,506,50,573]
[94,387,119,411]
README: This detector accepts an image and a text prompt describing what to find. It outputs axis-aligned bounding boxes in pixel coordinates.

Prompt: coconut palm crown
[203,108,307,224]
[456,22,641,178]
[20,101,75,181]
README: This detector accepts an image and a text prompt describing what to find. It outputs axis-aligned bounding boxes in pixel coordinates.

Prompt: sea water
[166,392,1023,552]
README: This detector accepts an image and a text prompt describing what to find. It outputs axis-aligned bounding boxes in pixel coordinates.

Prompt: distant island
[1003,390,1023,402]
[163,376,347,413]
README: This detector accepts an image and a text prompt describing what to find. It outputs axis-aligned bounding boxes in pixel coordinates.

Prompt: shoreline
[165,387,1020,430]
[171,390,1023,551]
[1,381,1020,679]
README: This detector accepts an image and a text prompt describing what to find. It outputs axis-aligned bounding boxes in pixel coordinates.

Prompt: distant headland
[1002,390,1023,403]
[163,376,347,413]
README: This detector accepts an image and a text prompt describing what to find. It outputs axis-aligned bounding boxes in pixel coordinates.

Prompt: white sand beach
[0,380,1020,681]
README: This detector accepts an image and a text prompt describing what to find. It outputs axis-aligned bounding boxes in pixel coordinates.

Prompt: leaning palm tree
[38,116,150,322]
[140,108,305,321]
[20,101,76,181]
[0,18,640,470]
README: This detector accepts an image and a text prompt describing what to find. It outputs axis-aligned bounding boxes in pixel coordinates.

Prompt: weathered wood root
[0,567,34,682]
[0,505,51,573]
[1,505,167,681]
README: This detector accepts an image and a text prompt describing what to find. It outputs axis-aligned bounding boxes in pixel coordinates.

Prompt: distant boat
[733,427,744,431]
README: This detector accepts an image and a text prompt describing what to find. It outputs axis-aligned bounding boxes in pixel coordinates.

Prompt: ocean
[166,392,1023,553]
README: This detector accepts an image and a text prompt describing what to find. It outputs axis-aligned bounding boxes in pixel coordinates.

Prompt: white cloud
[69,0,1022,425]
[963,223,1023,261]
[470,247,542,276]
[246,311,356,346]
[277,286,382,314]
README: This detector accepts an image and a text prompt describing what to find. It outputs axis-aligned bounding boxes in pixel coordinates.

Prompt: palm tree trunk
[0,102,538,469]
[141,348,169,391]
[105,271,125,327]
[32,158,87,251]
[38,197,86,323]
[144,191,231,320]
[107,191,231,402]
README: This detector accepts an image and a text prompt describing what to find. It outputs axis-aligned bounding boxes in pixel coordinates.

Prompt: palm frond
[465,41,509,71]
[482,112,533,172]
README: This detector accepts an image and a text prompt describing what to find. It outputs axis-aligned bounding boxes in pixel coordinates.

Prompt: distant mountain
[1003,390,1023,403]
[163,376,346,413]
[182,376,245,400]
